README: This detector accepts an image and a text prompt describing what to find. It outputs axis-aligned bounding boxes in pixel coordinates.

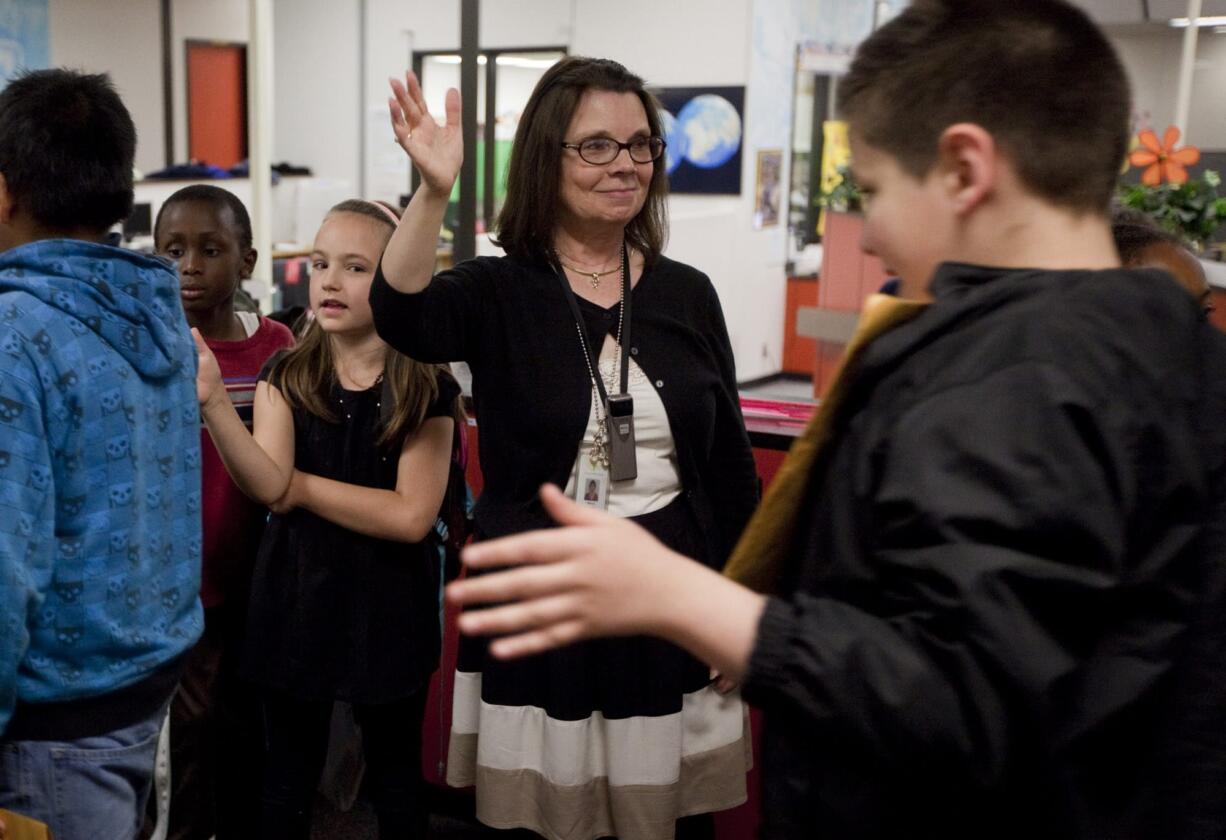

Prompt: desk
[804,212,888,397]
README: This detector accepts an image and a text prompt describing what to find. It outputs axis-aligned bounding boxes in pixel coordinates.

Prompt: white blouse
[563,333,683,517]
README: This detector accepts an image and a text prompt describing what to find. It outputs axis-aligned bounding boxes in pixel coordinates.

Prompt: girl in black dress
[193,199,463,838]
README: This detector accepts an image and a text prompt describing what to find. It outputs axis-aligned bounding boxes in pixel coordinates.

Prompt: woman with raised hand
[371,58,759,840]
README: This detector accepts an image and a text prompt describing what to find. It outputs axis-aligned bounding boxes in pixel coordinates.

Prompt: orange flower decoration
[1130,126,1201,186]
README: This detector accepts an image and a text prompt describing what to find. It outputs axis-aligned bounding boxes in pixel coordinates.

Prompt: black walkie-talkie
[606,393,637,481]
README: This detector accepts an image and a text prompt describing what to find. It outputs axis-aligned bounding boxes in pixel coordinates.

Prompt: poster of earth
[654,86,745,195]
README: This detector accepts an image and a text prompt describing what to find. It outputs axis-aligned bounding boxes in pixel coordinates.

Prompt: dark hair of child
[271,198,463,446]
[154,183,255,252]
[837,0,1130,213]
[0,68,136,232]
[1118,218,1181,263]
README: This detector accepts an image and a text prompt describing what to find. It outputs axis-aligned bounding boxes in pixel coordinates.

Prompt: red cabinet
[812,212,889,397]
[783,275,820,375]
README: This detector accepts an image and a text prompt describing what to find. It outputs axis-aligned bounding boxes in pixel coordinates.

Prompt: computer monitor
[123,202,152,242]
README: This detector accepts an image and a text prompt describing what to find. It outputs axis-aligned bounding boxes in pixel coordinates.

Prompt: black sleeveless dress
[241,360,460,703]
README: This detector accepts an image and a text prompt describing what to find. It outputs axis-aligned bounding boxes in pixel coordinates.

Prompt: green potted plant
[817,163,863,214]
[1120,126,1226,255]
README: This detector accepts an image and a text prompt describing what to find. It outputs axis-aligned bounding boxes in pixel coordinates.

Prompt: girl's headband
[370,200,401,226]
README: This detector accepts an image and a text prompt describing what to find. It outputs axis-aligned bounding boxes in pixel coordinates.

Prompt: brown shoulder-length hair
[492,56,669,265]
[271,199,464,446]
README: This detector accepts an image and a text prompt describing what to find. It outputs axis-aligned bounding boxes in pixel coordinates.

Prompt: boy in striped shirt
[154,185,293,839]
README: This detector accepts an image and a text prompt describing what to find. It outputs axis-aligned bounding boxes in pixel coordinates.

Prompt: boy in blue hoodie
[0,69,202,840]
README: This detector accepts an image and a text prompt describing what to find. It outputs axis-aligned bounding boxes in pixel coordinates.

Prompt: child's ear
[935,123,998,216]
[241,248,258,279]
[0,173,16,224]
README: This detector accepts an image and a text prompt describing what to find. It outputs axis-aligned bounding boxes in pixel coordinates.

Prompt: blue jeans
[0,705,166,840]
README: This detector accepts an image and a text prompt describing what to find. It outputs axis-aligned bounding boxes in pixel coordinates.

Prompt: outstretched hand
[388,70,462,197]
[447,484,698,659]
[191,328,226,411]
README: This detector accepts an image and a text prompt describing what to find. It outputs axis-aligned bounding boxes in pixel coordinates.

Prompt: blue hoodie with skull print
[0,239,202,736]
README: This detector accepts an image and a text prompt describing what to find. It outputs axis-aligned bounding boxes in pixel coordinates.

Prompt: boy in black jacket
[447,1,1226,837]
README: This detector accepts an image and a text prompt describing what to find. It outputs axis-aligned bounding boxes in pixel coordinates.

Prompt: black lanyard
[553,243,632,408]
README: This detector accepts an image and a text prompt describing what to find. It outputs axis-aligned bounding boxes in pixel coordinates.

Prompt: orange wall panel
[187,43,245,168]
[819,212,866,311]
[782,275,819,375]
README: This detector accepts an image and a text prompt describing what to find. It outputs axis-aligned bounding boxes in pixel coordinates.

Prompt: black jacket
[742,263,1226,839]
[370,253,758,566]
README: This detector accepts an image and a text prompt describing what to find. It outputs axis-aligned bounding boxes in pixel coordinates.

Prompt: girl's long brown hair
[271,199,464,447]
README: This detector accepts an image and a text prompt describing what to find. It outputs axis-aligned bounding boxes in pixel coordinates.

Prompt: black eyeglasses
[561,136,667,165]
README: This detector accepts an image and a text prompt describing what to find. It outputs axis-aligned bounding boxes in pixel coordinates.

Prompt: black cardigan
[370,253,759,566]
[742,263,1226,839]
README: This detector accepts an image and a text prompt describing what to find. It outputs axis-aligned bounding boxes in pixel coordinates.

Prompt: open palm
[388,70,462,196]
[191,328,225,409]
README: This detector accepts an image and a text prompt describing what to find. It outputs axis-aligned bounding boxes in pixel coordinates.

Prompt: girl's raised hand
[389,70,462,197]
[191,328,225,410]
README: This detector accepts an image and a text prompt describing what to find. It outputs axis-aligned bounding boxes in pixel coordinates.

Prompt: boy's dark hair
[838,0,1130,213]
[1111,213,1185,264]
[493,56,669,265]
[0,68,136,232]
[154,184,254,251]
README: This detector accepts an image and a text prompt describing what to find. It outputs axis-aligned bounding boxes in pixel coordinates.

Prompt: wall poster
[655,86,745,195]
[0,0,48,88]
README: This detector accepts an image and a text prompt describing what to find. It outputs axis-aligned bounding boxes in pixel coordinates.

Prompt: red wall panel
[187,43,245,168]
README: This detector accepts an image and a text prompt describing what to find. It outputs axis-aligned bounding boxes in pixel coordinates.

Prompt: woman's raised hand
[389,70,462,197]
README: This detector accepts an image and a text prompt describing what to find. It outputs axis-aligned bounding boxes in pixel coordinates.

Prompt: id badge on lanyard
[577,391,637,509]
[557,244,637,508]
[577,460,610,509]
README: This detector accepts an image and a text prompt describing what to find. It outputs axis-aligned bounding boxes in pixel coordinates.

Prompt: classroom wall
[49,0,250,175]
[571,0,770,377]
[1110,26,1226,150]
[357,0,574,203]
[48,0,164,174]
[170,0,249,165]
[42,1,1226,378]
[272,0,361,194]
[350,0,787,379]
[43,0,890,381]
